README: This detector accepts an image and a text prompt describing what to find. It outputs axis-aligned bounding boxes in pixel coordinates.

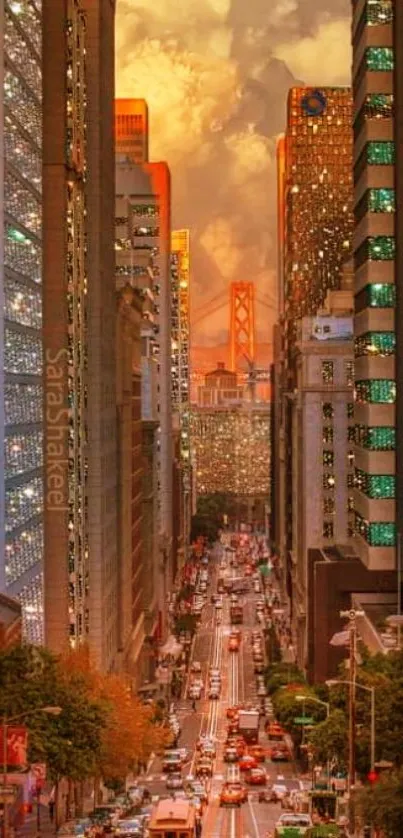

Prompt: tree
[308,710,348,769]
[357,770,403,838]
[265,662,306,695]
[0,645,105,783]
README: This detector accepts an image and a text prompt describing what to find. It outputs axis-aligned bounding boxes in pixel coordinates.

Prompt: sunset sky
[116,0,352,350]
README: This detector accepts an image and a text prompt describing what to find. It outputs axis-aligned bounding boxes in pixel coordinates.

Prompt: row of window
[321,359,355,385]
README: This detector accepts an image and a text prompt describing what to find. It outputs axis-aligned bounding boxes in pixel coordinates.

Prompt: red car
[229,637,239,652]
[246,768,267,786]
[239,755,258,772]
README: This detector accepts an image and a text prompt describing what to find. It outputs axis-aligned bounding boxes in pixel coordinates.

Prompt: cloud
[274,18,352,86]
[116,0,352,349]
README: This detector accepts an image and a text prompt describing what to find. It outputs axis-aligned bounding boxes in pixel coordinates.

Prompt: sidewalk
[16,805,56,838]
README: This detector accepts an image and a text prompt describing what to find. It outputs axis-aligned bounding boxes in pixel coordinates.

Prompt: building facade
[1,0,43,641]
[352,0,398,571]
[288,289,355,667]
[115,144,173,639]
[273,88,354,633]
[43,0,118,670]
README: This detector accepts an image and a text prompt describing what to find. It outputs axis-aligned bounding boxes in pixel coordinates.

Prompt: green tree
[308,709,348,769]
[357,770,403,838]
[265,662,306,695]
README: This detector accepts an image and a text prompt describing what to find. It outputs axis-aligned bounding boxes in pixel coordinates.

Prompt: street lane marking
[247,798,260,838]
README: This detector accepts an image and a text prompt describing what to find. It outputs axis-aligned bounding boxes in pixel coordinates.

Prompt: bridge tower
[229,281,256,371]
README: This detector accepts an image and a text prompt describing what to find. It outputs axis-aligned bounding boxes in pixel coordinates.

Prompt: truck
[238,709,259,744]
[230,604,243,624]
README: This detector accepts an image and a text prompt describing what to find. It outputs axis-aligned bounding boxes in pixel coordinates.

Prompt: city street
[144,539,302,837]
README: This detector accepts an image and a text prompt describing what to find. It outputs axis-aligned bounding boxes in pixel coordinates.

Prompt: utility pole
[340,608,364,833]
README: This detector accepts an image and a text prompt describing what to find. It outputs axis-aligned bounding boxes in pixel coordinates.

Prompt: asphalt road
[144,540,301,837]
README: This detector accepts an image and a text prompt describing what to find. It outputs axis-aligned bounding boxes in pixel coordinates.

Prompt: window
[322,361,334,384]
[355,331,395,357]
[355,468,395,498]
[323,450,334,467]
[355,237,395,268]
[348,450,354,466]
[365,1,393,26]
[347,403,354,419]
[368,188,395,213]
[355,512,395,546]
[348,426,355,443]
[356,425,395,450]
[323,473,335,490]
[323,427,334,444]
[366,46,394,71]
[355,379,396,404]
[367,140,395,165]
[345,361,355,386]
[323,521,334,539]
[347,473,354,489]
[323,497,335,515]
[348,495,354,513]
[322,402,334,419]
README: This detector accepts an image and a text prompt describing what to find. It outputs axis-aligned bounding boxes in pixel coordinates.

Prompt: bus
[148,800,196,838]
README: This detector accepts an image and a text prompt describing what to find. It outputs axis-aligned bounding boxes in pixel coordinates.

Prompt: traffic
[63,530,349,838]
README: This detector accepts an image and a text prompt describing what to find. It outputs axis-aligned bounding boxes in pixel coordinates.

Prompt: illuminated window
[348,450,354,466]
[322,402,334,419]
[345,361,355,386]
[367,141,395,165]
[323,521,334,539]
[355,331,395,357]
[356,379,396,403]
[323,426,334,444]
[356,425,395,450]
[368,188,395,213]
[365,1,393,26]
[347,403,354,419]
[368,284,395,307]
[323,473,335,490]
[323,497,335,514]
[366,47,394,71]
[355,237,395,267]
[322,361,334,384]
[323,450,334,467]
[348,495,354,513]
[355,512,395,546]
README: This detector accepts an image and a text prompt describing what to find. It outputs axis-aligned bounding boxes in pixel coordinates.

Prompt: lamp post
[326,679,376,775]
[295,695,330,787]
[2,707,62,838]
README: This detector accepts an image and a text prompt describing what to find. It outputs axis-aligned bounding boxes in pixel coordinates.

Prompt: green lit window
[355,468,395,498]
[367,141,395,165]
[368,188,395,213]
[366,47,394,71]
[355,512,396,546]
[368,236,395,260]
[323,450,334,467]
[322,402,334,419]
[366,426,395,450]
[365,1,393,26]
[356,379,396,403]
[355,331,395,357]
[365,93,394,119]
[368,283,396,307]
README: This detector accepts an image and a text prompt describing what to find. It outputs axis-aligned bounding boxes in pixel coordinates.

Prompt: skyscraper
[1,0,43,641]
[115,98,149,165]
[352,0,399,572]
[43,0,118,670]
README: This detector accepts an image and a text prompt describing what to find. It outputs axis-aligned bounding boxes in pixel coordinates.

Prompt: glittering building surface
[171,230,190,464]
[284,87,353,332]
[43,0,118,670]
[352,0,398,570]
[192,405,270,498]
[2,0,43,642]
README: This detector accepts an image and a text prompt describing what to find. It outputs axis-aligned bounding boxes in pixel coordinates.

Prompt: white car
[166,773,184,790]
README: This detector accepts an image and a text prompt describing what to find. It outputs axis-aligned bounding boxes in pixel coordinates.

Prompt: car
[226,706,240,720]
[191,676,204,689]
[209,678,221,690]
[191,661,202,673]
[115,819,144,838]
[195,759,213,778]
[196,735,213,751]
[224,747,238,763]
[229,638,239,652]
[188,783,208,804]
[209,667,221,678]
[275,813,312,832]
[224,782,248,804]
[239,755,258,772]
[246,768,267,786]
[201,743,216,760]
[219,784,245,807]
[165,773,184,790]
[270,746,290,762]
[248,745,266,762]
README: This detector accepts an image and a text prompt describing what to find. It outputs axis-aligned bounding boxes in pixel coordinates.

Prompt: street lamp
[2,706,62,838]
[295,695,330,787]
[326,679,376,774]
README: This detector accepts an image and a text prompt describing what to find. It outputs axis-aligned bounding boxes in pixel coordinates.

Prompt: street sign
[293,716,315,725]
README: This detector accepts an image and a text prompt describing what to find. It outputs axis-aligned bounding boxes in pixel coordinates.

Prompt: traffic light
[367,770,378,784]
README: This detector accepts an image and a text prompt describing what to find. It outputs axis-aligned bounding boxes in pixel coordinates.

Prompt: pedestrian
[48,800,55,823]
